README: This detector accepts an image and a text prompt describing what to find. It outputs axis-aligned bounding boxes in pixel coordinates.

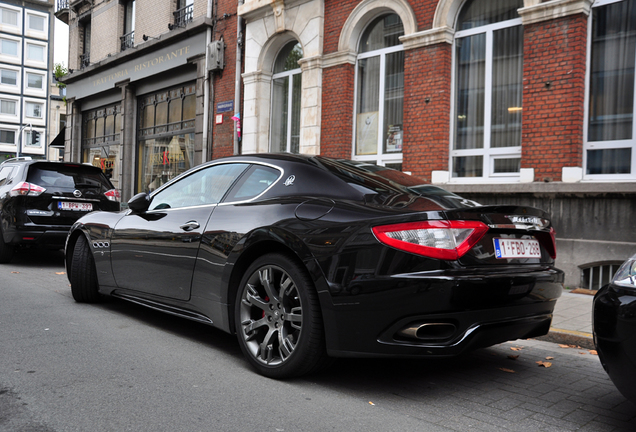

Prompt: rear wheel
[235,253,329,379]
[0,227,14,263]
[70,235,101,303]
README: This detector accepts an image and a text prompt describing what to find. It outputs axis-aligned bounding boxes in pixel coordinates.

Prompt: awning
[49,127,65,148]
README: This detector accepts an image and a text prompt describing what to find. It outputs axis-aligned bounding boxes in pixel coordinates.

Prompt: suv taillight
[104,189,121,202]
[372,220,489,260]
[10,181,46,197]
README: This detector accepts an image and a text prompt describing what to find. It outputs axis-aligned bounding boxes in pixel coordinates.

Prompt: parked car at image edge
[0,158,120,263]
[593,254,636,404]
[65,153,564,378]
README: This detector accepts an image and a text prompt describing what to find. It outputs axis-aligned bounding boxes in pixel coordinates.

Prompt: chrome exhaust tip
[397,322,457,341]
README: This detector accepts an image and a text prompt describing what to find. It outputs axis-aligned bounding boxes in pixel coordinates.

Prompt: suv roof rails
[1,156,33,164]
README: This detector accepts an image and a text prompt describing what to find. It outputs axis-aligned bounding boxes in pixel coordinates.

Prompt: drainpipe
[233,0,243,155]
[202,0,214,162]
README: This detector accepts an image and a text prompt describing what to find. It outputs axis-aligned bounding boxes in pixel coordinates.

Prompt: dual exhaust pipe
[397,322,457,341]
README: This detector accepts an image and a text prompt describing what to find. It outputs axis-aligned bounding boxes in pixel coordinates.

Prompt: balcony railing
[80,52,90,69]
[57,0,69,10]
[121,31,134,51]
[173,4,193,28]
[55,0,70,24]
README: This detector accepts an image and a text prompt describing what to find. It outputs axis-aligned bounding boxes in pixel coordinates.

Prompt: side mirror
[127,192,151,213]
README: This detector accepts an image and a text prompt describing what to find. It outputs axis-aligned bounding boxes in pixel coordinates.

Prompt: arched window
[452,0,523,179]
[270,41,303,153]
[354,14,404,170]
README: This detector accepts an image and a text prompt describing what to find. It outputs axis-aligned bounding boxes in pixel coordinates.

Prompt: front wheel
[0,228,14,263]
[235,253,329,379]
[70,235,101,303]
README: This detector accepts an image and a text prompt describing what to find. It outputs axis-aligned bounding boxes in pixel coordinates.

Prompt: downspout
[202,0,214,161]
[233,0,243,155]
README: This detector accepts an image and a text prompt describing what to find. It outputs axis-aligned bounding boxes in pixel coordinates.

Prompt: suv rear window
[27,164,113,192]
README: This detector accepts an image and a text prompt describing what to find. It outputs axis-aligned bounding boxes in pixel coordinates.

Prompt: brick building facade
[61,0,636,289]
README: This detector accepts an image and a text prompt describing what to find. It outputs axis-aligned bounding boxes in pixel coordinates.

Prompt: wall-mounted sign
[217,100,233,113]
[215,114,223,125]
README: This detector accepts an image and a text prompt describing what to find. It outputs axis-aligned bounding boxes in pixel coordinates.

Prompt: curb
[536,328,595,350]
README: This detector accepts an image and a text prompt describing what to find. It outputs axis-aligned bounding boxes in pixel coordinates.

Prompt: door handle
[180,221,200,231]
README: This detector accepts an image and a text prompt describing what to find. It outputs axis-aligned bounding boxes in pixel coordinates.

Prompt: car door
[110,163,250,300]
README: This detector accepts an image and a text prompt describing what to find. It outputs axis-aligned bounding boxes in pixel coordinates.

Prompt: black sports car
[593,254,636,403]
[66,154,563,378]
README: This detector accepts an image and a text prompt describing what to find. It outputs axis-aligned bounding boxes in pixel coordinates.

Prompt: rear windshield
[27,164,113,192]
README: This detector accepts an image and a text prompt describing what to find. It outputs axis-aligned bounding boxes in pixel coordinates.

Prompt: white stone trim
[519,0,594,25]
[399,26,455,50]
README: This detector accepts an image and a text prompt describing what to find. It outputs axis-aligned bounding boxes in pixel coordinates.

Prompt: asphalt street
[1,248,635,431]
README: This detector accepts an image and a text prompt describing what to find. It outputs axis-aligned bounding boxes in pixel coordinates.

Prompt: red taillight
[535,227,557,259]
[9,181,46,197]
[104,189,121,202]
[372,220,489,260]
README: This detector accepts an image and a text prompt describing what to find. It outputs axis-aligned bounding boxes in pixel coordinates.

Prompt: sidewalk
[536,289,595,349]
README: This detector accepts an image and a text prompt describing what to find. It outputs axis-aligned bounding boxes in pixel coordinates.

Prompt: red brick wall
[403,43,452,180]
[521,14,587,182]
[210,2,240,159]
[321,64,355,159]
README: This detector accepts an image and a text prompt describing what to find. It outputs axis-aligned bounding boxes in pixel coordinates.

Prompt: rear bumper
[5,227,70,247]
[320,267,563,358]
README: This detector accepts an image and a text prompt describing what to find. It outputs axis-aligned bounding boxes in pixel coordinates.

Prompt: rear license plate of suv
[58,201,93,211]
[494,238,541,259]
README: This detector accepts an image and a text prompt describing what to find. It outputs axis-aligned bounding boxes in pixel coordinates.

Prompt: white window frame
[24,40,47,68]
[22,97,45,126]
[25,10,48,39]
[0,35,21,64]
[0,126,17,151]
[0,5,22,35]
[23,68,46,97]
[269,66,302,153]
[352,43,404,168]
[449,17,523,184]
[0,96,19,123]
[583,0,636,181]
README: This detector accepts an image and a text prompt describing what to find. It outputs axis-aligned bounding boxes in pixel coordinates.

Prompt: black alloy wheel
[70,235,101,303]
[235,253,328,379]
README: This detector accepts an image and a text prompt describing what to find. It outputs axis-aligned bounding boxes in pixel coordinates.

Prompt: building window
[0,8,18,26]
[26,43,44,62]
[354,14,404,170]
[82,104,121,182]
[25,101,43,118]
[581,263,621,290]
[174,0,193,28]
[80,20,91,69]
[270,41,303,153]
[27,14,45,32]
[0,69,17,85]
[585,0,636,178]
[121,0,135,51]
[26,73,43,89]
[0,99,16,115]
[137,83,196,192]
[1,39,18,56]
[25,130,41,148]
[0,129,15,144]
[451,0,523,180]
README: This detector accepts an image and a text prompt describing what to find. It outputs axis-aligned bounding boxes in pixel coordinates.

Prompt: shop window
[451,0,523,180]
[137,83,197,192]
[353,14,404,170]
[585,0,636,178]
[82,103,122,185]
[270,41,303,153]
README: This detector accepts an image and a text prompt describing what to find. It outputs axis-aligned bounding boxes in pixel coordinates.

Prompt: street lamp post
[16,123,33,158]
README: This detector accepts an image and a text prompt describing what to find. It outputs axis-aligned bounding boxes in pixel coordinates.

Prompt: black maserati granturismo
[65,153,563,378]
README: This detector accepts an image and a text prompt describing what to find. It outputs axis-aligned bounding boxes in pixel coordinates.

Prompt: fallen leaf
[546,356,554,360]
[507,355,520,360]
[579,352,587,355]
[536,361,552,368]
[558,344,570,348]
[510,347,523,351]
[499,368,516,373]
[369,402,375,406]
[55,272,65,275]
[11,271,19,274]
[589,350,598,355]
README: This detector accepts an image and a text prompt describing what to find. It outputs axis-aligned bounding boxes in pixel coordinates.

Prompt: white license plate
[58,201,93,211]
[494,238,541,259]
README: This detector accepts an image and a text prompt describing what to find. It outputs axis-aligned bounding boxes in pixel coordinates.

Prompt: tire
[235,253,329,379]
[0,229,14,263]
[70,235,101,303]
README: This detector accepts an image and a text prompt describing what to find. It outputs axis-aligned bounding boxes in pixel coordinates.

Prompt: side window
[224,165,280,202]
[0,165,13,186]
[149,163,249,210]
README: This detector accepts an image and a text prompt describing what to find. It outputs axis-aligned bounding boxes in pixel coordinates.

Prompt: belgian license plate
[494,238,541,259]
[58,201,93,211]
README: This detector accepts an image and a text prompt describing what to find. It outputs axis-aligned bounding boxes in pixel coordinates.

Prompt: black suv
[0,158,120,262]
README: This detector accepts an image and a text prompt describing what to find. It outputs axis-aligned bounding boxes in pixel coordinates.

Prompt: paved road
[1,248,635,431]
